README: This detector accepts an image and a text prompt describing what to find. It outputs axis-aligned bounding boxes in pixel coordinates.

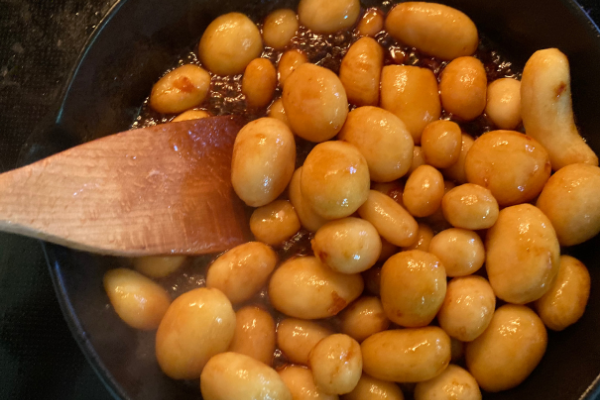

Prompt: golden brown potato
[371,180,405,207]
[339,296,390,342]
[342,374,404,400]
[133,256,186,278]
[421,120,462,168]
[263,9,299,50]
[414,365,481,400]
[409,146,426,175]
[339,38,384,106]
[277,319,333,365]
[440,57,487,121]
[250,200,301,246]
[486,78,522,130]
[279,365,339,400]
[242,58,277,108]
[401,223,433,252]
[356,8,385,37]
[403,165,445,218]
[268,98,290,126]
[298,0,360,34]
[228,306,276,365]
[428,228,485,277]
[309,334,362,394]
[288,167,328,232]
[150,64,211,114]
[442,183,499,230]
[172,109,211,122]
[441,133,474,184]
[278,49,309,87]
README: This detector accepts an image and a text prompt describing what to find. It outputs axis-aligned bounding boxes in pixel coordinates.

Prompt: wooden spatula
[0,116,249,256]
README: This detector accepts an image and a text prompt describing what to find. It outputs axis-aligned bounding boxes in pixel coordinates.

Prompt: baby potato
[339,38,384,106]
[441,134,474,184]
[381,65,441,144]
[442,183,499,230]
[403,165,445,218]
[312,218,382,274]
[231,117,296,207]
[309,334,363,394]
[301,141,370,219]
[298,0,360,34]
[133,255,186,278]
[263,9,299,50]
[486,78,522,129]
[339,106,414,182]
[242,58,277,109]
[438,276,495,342]
[381,250,447,327]
[414,365,481,400]
[342,374,404,400]
[279,365,339,400]
[535,255,591,331]
[268,98,290,126]
[172,109,211,122]
[440,57,487,121]
[201,352,292,400]
[409,146,426,175]
[358,190,419,247]
[206,241,277,304]
[278,49,309,87]
[464,130,551,206]
[250,200,301,246]
[421,120,462,169]
[289,167,328,232]
[199,12,263,75]
[150,64,210,114]
[283,63,349,142]
[465,305,548,392]
[277,319,333,365]
[229,306,276,365]
[156,287,235,379]
[536,163,600,246]
[339,296,390,342]
[103,268,171,330]
[401,223,434,252]
[486,204,560,304]
[357,8,385,37]
[361,327,451,382]
[371,180,404,207]
[385,2,478,60]
[428,229,484,277]
[269,256,364,319]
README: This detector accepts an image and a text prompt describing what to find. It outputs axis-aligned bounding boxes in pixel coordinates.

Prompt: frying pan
[23,0,600,398]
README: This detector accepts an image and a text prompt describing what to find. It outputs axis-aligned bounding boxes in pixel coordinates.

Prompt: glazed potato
[133,255,186,278]
[277,319,333,365]
[381,65,441,144]
[338,106,414,182]
[535,255,591,331]
[263,9,299,49]
[339,296,390,342]
[155,288,235,379]
[361,327,451,382]
[401,223,434,252]
[428,229,485,277]
[403,165,445,218]
[358,190,419,247]
[466,305,548,392]
[172,109,211,122]
[206,241,277,304]
[421,120,462,168]
[201,352,292,400]
[268,98,290,126]
[486,204,560,304]
[288,167,328,232]
[464,130,551,206]
[357,8,385,37]
[441,134,474,184]
[250,200,301,246]
[440,57,487,121]
[199,13,263,75]
[278,49,309,87]
[414,365,481,400]
[231,118,296,207]
[229,306,276,365]
[242,58,277,108]
[309,334,363,394]
[536,163,600,246]
[279,365,339,400]
[371,180,404,207]
[363,265,382,296]
[283,63,349,142]
[301,141,370,219]
[409,146,426,175]
[381,250,447,327]
[150,65,210,114]
[385,2,478,60]
[486,78,522,129]
[442,183,499,230]
[342,374,404,400]
[438,276,495,342]
[269,256,364,319]
[312,218,382,274]
[521,48,598,170]
[298,0,360,34]
[103,268,171,330]
[339,38,384,106]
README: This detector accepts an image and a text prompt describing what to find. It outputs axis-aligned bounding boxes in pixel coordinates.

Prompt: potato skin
[228,306,276,365]
[278,365,339,400]
[440,56,487,121]
[277,318,333,365]
[339,296,390,342]
[342,374,404,400]
[340,38,384,107]
[421,120,462,169]
[486,78,522,130]
[442,183,499,230]
[298,0,360,34]
[150,65,210,114]
[414,365,481,400]
[242,58,277,109]
[442,134,474,184]
[403,165,445,218]
[288,167,328,232]
[250,200,301,246]
[309,334,363,395]
[263,9,298,50]
[428,228,485,277]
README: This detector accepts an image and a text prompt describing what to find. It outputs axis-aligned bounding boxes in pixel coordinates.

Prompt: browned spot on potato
[555,82,567,97]
[329,291,348,315]
[174,76,194,92]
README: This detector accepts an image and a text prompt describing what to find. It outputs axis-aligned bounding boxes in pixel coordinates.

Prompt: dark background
[0,0,599,399]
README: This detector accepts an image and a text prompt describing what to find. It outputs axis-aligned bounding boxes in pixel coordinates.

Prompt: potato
[150,64,210,114]
[279,365,339,400]
[278,49,309,87]
[442,183,499,230]
[428,229,484,277]
[206,241,277,304]
[229,306,276,365]
[156,288,235,379]
[339,38,384,106]
[441,134,474,184]
[288,167,328,232]
[536,163,600,246]
[440,57,487,121]
[486,78,522,129]
[342,374,404,400]
[250,200,301,246]
[379,238,399,262]
[339,106,414,182]
[172,109,211,122]
[381,250,446,327]
[421,120,462,168]
[339,296,390,343]
[269,256,364,319]
[263,9,299,50]
[521,48,598,170]
[201,352,291,400]
[309,334,362,394]
[486,204,560,304]
[361,327,451,382]
[381,65,441,144]
[268,98,290,126]
[409,146,426,174]
[133,255,186,278]
[371,180,404,207]
[401,223,433,252]
[464,130,551,206]
[242,58,277,109]
[301,141,370,219]
[231,118,296,207]
[535,255,591,331]
[465,305,547,392]
[312,217,382,274]
[403,165,445,218]
[277,319,333,365]
[103,268,170,330]
[283,63,348,142]
[357,8,385,37]
[298,0,360,34]
[199,13,263,75]
[414,365,481,400]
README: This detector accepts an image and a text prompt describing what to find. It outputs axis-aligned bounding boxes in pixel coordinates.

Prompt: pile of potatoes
[103,0,600,399]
